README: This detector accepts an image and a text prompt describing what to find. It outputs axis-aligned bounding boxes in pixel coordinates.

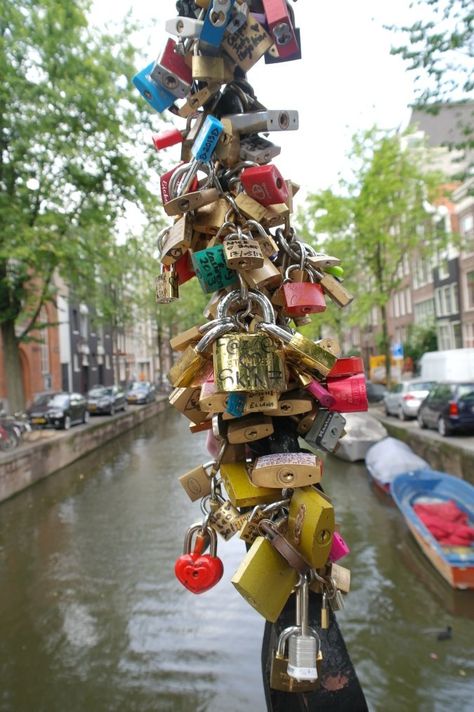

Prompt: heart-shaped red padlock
[175,524,224,594]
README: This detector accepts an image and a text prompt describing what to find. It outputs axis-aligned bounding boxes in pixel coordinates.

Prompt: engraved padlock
[250,452,323,489]
[192,244,240,293]
[327,373,368,412]
[260,322,337,377]
[222,227,264,271]
[222,13,273,72]
[155,266,179,303]
[213,290,287,393]
[169,386,208,425]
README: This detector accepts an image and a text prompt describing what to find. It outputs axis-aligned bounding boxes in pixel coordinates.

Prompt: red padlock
[328,356,365,379]
[261,0,300,59]
[174,252,195,286]
[280,265,327,316]
[175,524,224,594]
[152,127,184,151]
[327,373,368,412]
[150,38,193,99]
[240,164,289,206]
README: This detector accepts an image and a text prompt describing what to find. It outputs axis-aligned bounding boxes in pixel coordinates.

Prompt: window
[463,322,474,347]
[405,289,412,314]
[394,293,400,318]
[400,291,406,316]
[73,354,80,372]
[435,284,458,316]
[466,271,474,309]
[414,298,435,325]
[461,214,474,236]
[413,257,432,289]
[438,258,449,280]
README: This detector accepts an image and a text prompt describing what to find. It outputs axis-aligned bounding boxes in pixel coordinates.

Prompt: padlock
[164,187,221,217]
[328,356,364,378]
[280,266,326,317]
[179,462,214,501]
[244,391,279,414]
[152,126,185,152]
[132,61,176,113]
[192,244,239,293]
[316,337,341,357]
[260,323,337,377]
[160,164,199,205]
[239,135,281,164]
[150,38,193,98]
[174,251,196,286]
[159,215,193,265]
[222,13,274,72]
[213,118,241,167]
[263,390,313,416]
[296,373,335,409]
[170,324,204,352]
[169,386,209,424]
[241,255,282,289]
[222,110,299,134]
[189,418,213,434]
[194,198,230,234]
[265,26,302,65]
[328,531,351,563]
[199,0,236,49]
[222,231,264,271]
[312,269,354,308]
[165,16,204,40]
[226,0,249,33]
[270,639,322,692]
[240,164,289,206]
[156,267,179,303]
[249,452,322,488]
[261,0,300,59]
[231,536,298,621]
[259,520,311,574]
[327,373,368,412]
[225,392,246,417]
[177,82,221,118]
[244,219,279,258]
[210,499,247,540]
[176,114,224,196]
[192,53,227,82]
[287,487,335,569]
[305,252,341,269]
[227,414,274,443]
[220,462,279,507]
[328,562,351,594]
[175,524,224,594]
[234,193,288,228]
[168,320,236,388]
[303,410,346,453]
[199,379,229,412]
[295,404,319,436]
[287,577,321,681]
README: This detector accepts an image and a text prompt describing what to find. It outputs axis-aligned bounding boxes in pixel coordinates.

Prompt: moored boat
[334,412,387,462]
[365,436,429,494]
[391,470,474,590]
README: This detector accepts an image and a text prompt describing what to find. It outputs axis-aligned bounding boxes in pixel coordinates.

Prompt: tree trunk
[380,304,392,386]
[156,317,164,389]
[1,319,25,412]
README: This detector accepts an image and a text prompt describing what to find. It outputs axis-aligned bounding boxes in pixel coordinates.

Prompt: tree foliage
[298,129,442,382]
[0,0,163,409]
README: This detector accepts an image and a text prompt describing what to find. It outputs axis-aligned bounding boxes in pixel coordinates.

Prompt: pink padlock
[329,531,351,563]
[206,429,221,459]
[305,379,335,408]
[327,373,368,412]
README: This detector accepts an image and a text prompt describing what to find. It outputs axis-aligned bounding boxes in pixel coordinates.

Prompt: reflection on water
[0,411,473,712]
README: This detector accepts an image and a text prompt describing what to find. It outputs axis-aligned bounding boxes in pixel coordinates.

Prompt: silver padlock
[287,577,320,681]
[303,410,346,453]
[222,110,299,134]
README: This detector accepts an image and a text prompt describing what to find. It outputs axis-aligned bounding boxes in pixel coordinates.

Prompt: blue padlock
[226,392,246,417]
[177,115,224,196]
[200,0,236,49]
[132,62,176,113]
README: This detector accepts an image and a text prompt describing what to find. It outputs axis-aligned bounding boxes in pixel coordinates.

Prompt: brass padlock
[222,233,264,271]
[220,462,279,508]
[159,215,193,265]
[249,453,323,488]
[168,321,235,388]
[244,391,280,414]
[222,14,274,72]
[313,270,354,308]
[210,500,247,540]
[227,414,274,443]
[261,324,337,377]
[164,187,221,217]
[287,487,335,569]
[296,404,319,435]
[231,536,298,621]
[192,54,226,83]
[177,83,221,118]
[194,198,230,235]
[179,463,213,501]
[170,324,203,352]
[263,391,313,417]
[199,380,229,413]
[270,649,323,692]
[214,118,241,167]
[214,333,287,393]
[156,268,179,303]
[241,256,282,290]
[234,193,287,228]
[169,386,208,424]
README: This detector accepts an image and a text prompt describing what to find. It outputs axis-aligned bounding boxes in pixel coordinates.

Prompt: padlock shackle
[183,522,218,557]
[195,321,236,354]
[217,288,276,324]
[259,322,293,344]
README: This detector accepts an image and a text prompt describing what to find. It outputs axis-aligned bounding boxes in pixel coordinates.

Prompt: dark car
[417,382,474,436]
[87,385,127,415]
[366,381,388,404]
[127,381,156,405]
[27,392,88,430]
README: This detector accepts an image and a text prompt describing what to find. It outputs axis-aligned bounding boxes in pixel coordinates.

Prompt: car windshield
[34,393,69,408]
[89,387,113,397]
[457,384,474,401]
[410,382,434,391]
[130,383,148,391]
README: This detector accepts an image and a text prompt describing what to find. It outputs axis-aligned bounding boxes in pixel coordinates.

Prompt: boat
[334,412,387,462]
[365,437,429,494]
[391,469,474,590]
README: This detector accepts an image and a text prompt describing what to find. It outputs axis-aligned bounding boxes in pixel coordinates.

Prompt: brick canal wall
[380,418,474,485]
[0,399,168,503]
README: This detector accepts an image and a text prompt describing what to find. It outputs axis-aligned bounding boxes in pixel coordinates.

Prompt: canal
[0,409,473,711]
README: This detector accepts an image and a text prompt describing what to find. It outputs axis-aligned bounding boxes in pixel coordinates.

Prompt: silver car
[383,379,435,420]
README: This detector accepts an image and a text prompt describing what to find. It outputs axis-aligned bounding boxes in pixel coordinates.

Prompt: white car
[383,379,435,420]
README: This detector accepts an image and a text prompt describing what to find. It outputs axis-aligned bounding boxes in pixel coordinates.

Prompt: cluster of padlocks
[133,0,369,693]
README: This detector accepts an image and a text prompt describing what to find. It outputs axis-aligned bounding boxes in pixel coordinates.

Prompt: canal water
[0,409,473,712]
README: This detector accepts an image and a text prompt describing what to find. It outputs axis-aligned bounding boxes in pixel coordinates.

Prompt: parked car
[27,392,88,430]
[366,381,388,404]
[383,379,435,420]
[87,385,127,415]
[127,381,156,405]
[417,382,474,436]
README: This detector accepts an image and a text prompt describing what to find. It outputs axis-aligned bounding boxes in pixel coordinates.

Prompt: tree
[390,0,474,105]
[298,129,442,383]
[0,0,162,410]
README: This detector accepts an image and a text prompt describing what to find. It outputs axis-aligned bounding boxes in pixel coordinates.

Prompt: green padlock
[191,244,239,293]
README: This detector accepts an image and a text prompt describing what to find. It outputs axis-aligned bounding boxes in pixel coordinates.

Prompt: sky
[91,0,421,205]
